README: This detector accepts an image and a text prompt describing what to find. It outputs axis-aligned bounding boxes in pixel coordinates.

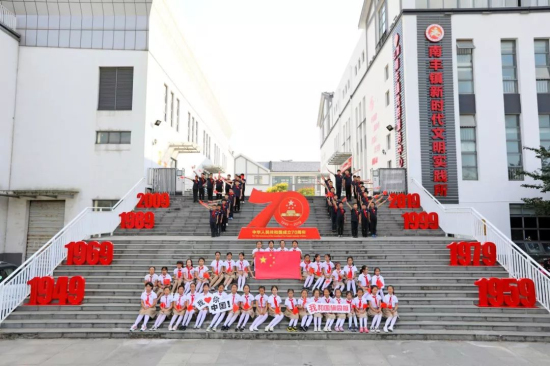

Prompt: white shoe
[140,326,147,331]
[376,328,380,333]
[212,327,217,332]
[265,326,270,332]
[206,326,212,332]
[389,327,394,332]
[130,325,138,332]
[249,326,254,331]
[383,327,388,333]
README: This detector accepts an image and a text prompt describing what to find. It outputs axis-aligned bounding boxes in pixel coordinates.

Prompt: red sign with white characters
[238,189,321,239]
[426,24,444,42]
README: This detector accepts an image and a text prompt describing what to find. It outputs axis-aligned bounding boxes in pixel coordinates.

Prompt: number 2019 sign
[238,189,320,240]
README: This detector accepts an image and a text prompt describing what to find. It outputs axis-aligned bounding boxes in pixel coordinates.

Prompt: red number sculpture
[389,193,421,209]
[136,193,170,209]
[447,242,497,266]
[27,276,86,305]
[119,212,155,229]
[65,241,114,265]
[474,277,536,308]
[402,212,439,230]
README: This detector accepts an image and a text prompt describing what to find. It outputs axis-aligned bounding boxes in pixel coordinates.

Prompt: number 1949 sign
[238,189,320,240]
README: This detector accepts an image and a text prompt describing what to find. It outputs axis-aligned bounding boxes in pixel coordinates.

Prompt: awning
[169,142,200,154]
[328,152,352,165]
[203,165,225,174]
[0,190,79,199]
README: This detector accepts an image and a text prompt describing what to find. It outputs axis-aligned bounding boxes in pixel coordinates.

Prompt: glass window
[378,1,387,40]
[457,41,474,94]
[460,115,478,180]
[176,99,180,132]
[539,115,550,167]
[505,115,523,180]
[187,113,191,141]
[96,131,131,145]
[534,40,550,93]
[98,67,134,111]
[93,199,119,212]
[501,40,518,93]
[170,92,174,127]
[163,84,168,121]
[273,176,293,185]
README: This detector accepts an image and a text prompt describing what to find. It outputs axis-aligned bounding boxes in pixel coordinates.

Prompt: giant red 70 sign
[238,189,320,239]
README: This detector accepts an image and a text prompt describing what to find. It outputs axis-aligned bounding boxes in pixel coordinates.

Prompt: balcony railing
[0,4,16,31]
[537,80,550,94]
[508,166,524,181]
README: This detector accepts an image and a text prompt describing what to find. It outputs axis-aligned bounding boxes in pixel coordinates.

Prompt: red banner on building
[340,156,352,172]
[254,251,301,280]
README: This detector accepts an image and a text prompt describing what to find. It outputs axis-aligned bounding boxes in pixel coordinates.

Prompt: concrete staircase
[1,196,550,341]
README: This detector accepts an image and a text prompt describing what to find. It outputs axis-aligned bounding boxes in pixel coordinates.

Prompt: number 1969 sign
[238,189,320,240]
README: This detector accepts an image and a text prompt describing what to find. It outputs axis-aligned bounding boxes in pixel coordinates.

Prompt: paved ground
[0,339,548,366]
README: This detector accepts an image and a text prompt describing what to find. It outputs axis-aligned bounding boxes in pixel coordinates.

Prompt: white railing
[410,178,550,312]
[0,4,16,31]
[0,177,146,324]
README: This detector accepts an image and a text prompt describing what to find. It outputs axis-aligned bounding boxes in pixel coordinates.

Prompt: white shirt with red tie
[267,294,282,310]
[185,292,198,308]
[313,262,324,276]
[331,269,345,282]
[358,273,372,287]
[224,260,235,274]
[352,296,367,311]
[366,293,382,309]
[290,247,302,254]
[255,293,268,309]
[322,261,335,275]
[252,248,264,257]
[173,267,185,280]
[159,274,172,286]
[194,265,208,279]
[141,291,157,308]
[240,293,254,310]
[333,297,346,311]
[383,294,398,309]
[236,259,250,272]
[210,259,223,276]
[276,247,288,252]
[371,274,385,290]
[300,260,312,274]
[181,267,194,281]
[143,273,159,284]
[172,293,186,310]
[229,292,241,309]
[285,297,299,312]
[343,265,358,279]
[159,293,173,309]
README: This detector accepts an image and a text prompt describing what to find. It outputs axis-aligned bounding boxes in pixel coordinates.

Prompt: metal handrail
[0,4,16,31]
[0,177,146,324]
[410,178,550,312]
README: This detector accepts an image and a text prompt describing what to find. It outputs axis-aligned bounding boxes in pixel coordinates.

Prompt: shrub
[297,187,315,196]
[266,183,288,192]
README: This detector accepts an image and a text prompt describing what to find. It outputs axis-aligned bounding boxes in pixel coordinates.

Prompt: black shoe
[305,326,309,331]
[182,326,187,330]
[235,327,239,332]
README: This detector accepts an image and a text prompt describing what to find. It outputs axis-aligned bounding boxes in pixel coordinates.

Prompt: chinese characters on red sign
[427,28,448,198]
[394,33,405,168]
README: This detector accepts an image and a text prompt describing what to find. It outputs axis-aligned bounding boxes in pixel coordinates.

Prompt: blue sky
[174,0,364,162]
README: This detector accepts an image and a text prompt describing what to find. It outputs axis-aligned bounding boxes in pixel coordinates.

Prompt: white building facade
[317,0,550,252]
[0,0,233,264]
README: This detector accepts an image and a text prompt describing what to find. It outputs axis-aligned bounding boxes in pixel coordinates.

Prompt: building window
[93,200,119,212]
[378,1,387,40]
[385,91,390,106]
[96,131,131,144]
[176,99,180,132]
[539,115,550,167]
[98,67,133,110]
[163,85,168,121]
[254,175,263,185]
[170,92,174,127]
[196,121,198,143]
[355,66,357,76]
[203,131,206,154]
[362,51,365,62]
[501,40,518,94]
[460,115,478,180]
[188,113,191,141]
[387,160,392,168]
[386,134,391,150]
[510,204,550,260]
[385,65,389,81]
[506,115,523,180]
[457,40,475,94]
[191,117,195,142]
[535,39,550,93]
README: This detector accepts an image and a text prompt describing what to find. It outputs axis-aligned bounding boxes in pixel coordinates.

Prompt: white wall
[0,29,19,255]
[5,46,148,256]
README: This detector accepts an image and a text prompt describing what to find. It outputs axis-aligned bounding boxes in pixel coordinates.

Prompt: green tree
[521,146,550,215]
[266,183,288,193]
[297,187,315,196]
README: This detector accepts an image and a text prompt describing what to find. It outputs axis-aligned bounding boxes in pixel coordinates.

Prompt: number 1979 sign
[238,189,320,240]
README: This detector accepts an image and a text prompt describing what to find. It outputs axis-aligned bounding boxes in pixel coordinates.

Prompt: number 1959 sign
[238,189,320,240]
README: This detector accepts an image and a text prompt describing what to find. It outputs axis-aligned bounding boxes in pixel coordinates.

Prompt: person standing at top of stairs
[197,172,206,201]
[233,182,242,213]
[327,168,343,199]
[206,174,215,201]
[216,176,224,199]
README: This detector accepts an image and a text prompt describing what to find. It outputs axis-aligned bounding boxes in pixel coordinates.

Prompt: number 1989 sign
[238,189,320,240]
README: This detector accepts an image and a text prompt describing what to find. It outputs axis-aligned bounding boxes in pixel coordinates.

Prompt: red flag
[254,252,301,280]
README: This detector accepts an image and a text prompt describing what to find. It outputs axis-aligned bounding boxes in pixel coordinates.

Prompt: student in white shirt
[222,284,241,331]
[311,254,325,290]
[330,262,345,292]
[157,267,172,297]
[345,290,358,332]
[195,257,209,293]
[207,284,228,332]
[299,289,313,331]
[321,254,335,291]
[235,252,251,292]
[143,267,159,291]
[310,288,323,332]
[367,285,383,333]
[353,288,369,333]
[290,240,302,256]
[358,265,372,295]
[371,267,385,298]
[266,240,276,253]
[276,240,288,251]
[321,288,336,332]
[265,286,284,332]
[210,251,224,289]
[180,283,199,330]
[182,259,195,295]
[251,241,263,273]
[223,252,236,290]
[301,254,314,289]
[172,261,185,294]
[249,286,268,331]
[333,289,347,332]
[151,287,172,330]
[130,282,157,332]
[382,285,399,332]
[169,285,186,331]
[284,289,300,332]
[343,256,358,295]
[194,283,211,329]
[236,284,254,331]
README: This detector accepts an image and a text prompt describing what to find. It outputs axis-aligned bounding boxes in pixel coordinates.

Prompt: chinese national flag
[255,252,301,280]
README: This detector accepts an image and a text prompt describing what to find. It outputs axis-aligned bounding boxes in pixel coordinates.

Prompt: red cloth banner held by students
[255,252,301,280]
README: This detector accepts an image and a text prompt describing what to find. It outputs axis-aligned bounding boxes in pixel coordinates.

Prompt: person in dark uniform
[361,203,370,238]
[227,192,235,220]
[216,176,224,199]
[225,174,232,195]
[332,200,346,237]
[330,198,338,233]
[198,173,206,201]
[368,202,378,238]
[240,174,247,203]
[215,205,223,237]
[221,199,229,232]
[328,169,343,199]
[343,171,353,201]
[206,174,214,201]
[199,200,219,237]
[233,182,241,213]
[326,188,336,217]
[345,200,360,238]
[192,176,199,203]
